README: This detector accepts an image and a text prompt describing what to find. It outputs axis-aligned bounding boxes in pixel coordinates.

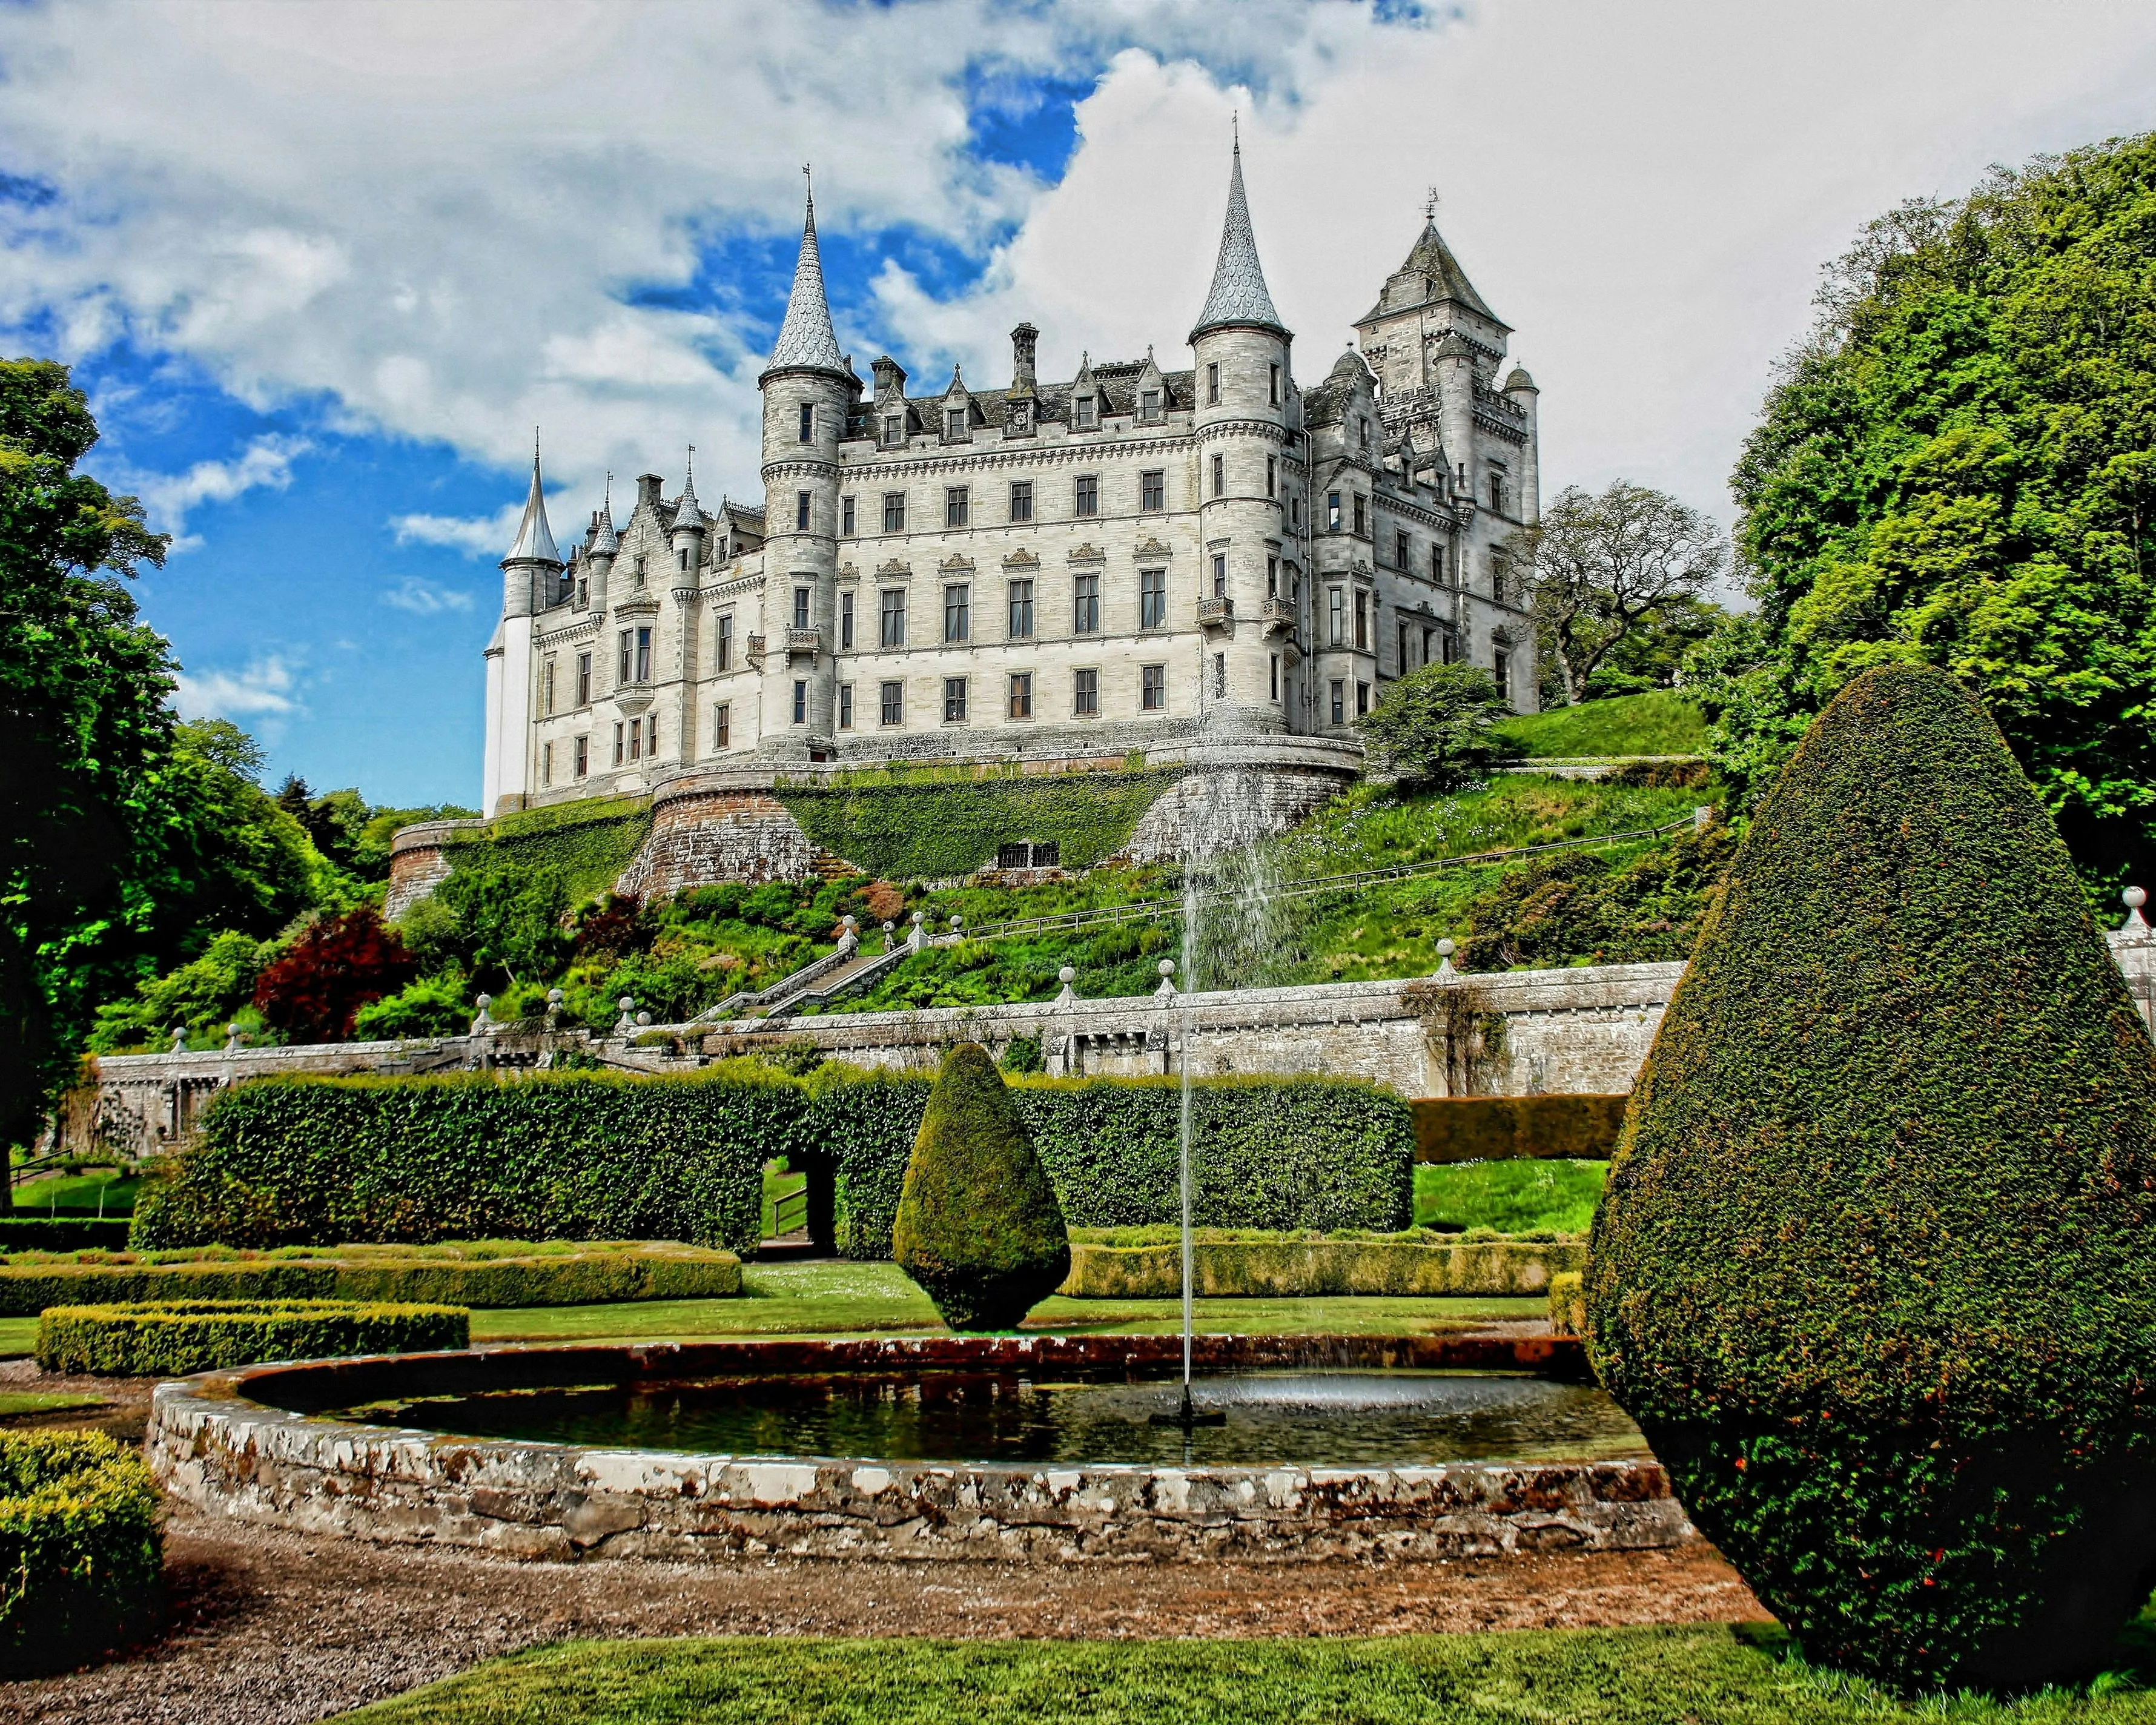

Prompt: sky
[4,0,2155,808]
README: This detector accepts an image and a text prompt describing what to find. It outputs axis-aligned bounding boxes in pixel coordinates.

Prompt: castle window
[1266,557,1278,598]
[1073,667,1099,716]
[1431,543,1443,584]
[945,485,969,528]
[541,741,552,787]
[1489,470,1508,515]
[879,589,907,647]
[1211,454,1224,499]
[882,492,905,532]
[576,651,592,706]
[1141,664,1165,711]
[1423,625,1437,667]
[633,555,646,585]
[1010,480,1033,522]
[613,721,625,766]
[1140,469,1164,512]
[1075,395,1096,430]
[1356,680,1370,717]
[1266,456,1275,499]
[1269,362,1280,406]
[944,583,970,643]
[628,717,643,761]
[796,491,811,532]
[678,546,689,571]
[716,615,732,671]
[793,586,811,630]
[1395,530,1408,569]
[1328,588,1344,646]
[577,577,588,608]
[793,680,807,725]
[1073,572,1100,634]
[542,657,557,717]
[842,496,856,537]
[1271,654,1280,701]
[945,408,967,441]
[575,734,589,777]
[799,402,814,442]
[1074,474,1098,517]
[840,591,855,649]
[1354,591,1369,651]
[1360,417,1371,449]
[1353,494,1367,536]
[882,414,902,448]
[880,680,904,726]
[617,630,630,683]
[1140,389,1160,422]
[713,704,730,749]
[1008,672,1033,720]
[1291,494,1301,529]
[1398,620,1409,673]
[1329,680,1344,725]
[636,626,652,683]
[1211,553,1227,597]
[1206,363,1219,405]
[1213,654,1227,699]
[839,684,854,729]
[1326,492,1341,531]
[1008,579,1035,638]
[944,677,968,723]
[1140,568,1166,629]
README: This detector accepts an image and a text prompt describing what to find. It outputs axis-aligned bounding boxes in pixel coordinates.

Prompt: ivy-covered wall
[775,766,1180,881]
[440,796,653,902]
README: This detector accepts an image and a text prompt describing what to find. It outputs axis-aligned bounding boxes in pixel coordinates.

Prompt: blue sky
[5,1,2155,809]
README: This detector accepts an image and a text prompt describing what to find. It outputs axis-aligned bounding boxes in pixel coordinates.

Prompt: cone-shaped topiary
[893,1042,1071,1330]
[1588,661,2156,1691]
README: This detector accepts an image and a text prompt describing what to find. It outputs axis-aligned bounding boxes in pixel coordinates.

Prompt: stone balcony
[1260,597,1296,633]
[744,634,767,669]
[786,627,822,661]
[1196,595,1232,629]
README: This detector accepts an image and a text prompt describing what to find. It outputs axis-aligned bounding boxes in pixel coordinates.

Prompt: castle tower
[482,445,560,813]
[757,180,856,759]
[1189,136,1293,736]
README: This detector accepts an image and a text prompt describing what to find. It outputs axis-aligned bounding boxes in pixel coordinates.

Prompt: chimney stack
[1010,323,1038,389]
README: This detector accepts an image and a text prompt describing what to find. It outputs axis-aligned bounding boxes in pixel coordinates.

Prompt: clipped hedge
[1548,1270,1585,1338]
[1061,1228,1581,1299]
[0,1241,741,1317]
[817,1069,1415,1261]
[0,1218,133,1253]
[1412,1094,1629,1164]
[132,1070,793,1253]
[0,1431,160,1676]
[36,1300,470,1376]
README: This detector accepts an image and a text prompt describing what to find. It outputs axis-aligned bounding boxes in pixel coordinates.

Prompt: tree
[1711,133,2156,893]
[1518,481,1728,707]
[253,909,416,1044]
[0,358,173,1148]
[1588,663,2156,1689]
[892,1041,1070,1330]
[1352,662,1518,787]
[431,866,571,990]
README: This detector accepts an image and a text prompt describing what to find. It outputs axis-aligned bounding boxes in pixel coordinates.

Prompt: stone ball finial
[1058,965,1076,985]
[618,996,635,1013]
[635,1011,652,1027]
[1437,938,1455,958]
[950,914,964,930]
[547,988,565,1006]
[476,993,492,1009]
[2126,886,2148,911]
[842,914,857,929]
[1159,959,1176,977]
[911,911,925,925]
[883,921,894,933]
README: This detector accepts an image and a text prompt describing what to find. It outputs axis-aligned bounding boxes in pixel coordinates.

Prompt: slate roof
[1190,144,1288,341]
[766,191,848,376]
[504,452,561,565]
[1357,220,1506,329]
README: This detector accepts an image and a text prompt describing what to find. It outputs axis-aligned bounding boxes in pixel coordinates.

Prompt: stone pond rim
[147,1332,1695,1564]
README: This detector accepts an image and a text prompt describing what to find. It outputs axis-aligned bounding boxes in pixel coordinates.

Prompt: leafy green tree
[1707,134,2156,892]
[1353,662,1520,787]
[160,721,328,935]
[87,930,268,1053]
[0,359,174,1146]
[432,866,570,988]
[1518,482,1729,707]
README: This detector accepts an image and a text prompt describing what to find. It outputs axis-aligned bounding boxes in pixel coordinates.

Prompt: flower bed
[36,1299,470,1376]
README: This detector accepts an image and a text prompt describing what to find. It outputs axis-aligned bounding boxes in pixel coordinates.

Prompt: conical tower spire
[764,170,847,377]
[504,435,561,565]
[673,446,705,531]
[591,472,619,555]
[1189,133,1288,343]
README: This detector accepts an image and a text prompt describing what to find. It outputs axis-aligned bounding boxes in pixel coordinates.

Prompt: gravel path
[5,1500,1763,1725]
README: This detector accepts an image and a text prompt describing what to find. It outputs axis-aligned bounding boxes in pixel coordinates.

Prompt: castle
[480,145,1541,818]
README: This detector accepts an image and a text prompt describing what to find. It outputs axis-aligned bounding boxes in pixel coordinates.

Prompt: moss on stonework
[891,1042,1070,1331]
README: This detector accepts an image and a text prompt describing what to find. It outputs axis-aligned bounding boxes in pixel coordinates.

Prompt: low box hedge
[1059,1227,1584,1299]
[0,1218,133,1253]
[36,1299,471,1376]
[0,1240,740,1317]
[0,1429,161,1675]
[1412,1094,1629,1164]
[1548,1270,1586,1337]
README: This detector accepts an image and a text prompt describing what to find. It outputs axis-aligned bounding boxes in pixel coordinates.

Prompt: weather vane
[1426,185,1440,222]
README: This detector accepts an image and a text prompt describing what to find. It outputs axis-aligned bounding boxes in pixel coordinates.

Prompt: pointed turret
[504,446,561,568]
[1356,216,1507,331]
[591,483,620,556]
[672,451,706,532]
[1189,136,1288,343]
[762,182,847,380]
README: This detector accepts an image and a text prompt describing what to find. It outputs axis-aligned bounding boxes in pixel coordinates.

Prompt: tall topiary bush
[1587,662,2156,1689]
[891,1043,1069,1330]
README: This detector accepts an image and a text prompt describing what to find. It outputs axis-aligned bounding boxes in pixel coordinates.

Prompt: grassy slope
[331,1626,2156,1724]
[10,1172,137,1216]
[1414,1160,1608,1234]
[1495,691,1708,758]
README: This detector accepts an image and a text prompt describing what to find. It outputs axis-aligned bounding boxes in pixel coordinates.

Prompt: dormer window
[1140,389,1161,422]
[945,408,967,441]
[1075,395,1097,430]
[881,414,903,448]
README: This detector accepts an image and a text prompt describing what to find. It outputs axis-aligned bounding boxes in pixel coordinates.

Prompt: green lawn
[0,1390,104,1416]
[1415,1160,1607,1234]
[329,1627,2156,1724]
[466,1262,1540,1346]
[1495,691,1709,759]
[10,1170,137,1216]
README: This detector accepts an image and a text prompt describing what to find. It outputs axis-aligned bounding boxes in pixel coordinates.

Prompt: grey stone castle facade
[481,148,1541,814]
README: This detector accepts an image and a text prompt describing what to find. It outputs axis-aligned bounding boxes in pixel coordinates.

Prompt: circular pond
[148,1334,1690,1564]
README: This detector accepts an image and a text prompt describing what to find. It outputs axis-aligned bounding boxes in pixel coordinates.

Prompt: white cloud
[382,575,475,615]
[118,433,310,537]
[173,655,300,721]
[391,504,528,559]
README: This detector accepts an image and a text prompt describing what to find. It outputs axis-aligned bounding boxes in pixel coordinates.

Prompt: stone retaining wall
[148,1334,1691,1564]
